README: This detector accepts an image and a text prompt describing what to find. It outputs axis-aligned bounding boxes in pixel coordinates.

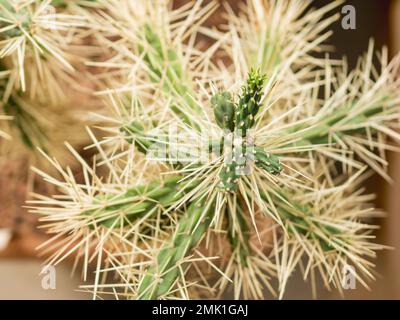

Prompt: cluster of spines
[212,70,282,192]
[235,69,266,135]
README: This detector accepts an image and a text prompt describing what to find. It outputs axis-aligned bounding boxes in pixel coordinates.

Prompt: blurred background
[0,0,399,299]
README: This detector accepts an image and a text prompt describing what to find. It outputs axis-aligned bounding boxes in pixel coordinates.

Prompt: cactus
[137,199,215,299]
[211,92,235,132]
[20,0,400,300]
[215,70,282,192]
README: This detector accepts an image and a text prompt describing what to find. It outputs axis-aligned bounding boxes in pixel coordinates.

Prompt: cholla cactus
[0,1,104,238]
[21,0,400,300]
[0,0,87,95]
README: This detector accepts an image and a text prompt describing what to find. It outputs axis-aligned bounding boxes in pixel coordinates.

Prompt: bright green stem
[286,99,390,147]
[120,24,205,152]
[137,199,215,299]
[120,120,152,154]
[84,176,199,229]
[211,92,235,132]
[235,69,266,136]
[139,24,201,130]
[216,70,281,191]
[121,120,203,170]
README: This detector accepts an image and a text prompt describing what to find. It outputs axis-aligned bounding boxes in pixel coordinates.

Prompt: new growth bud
[211,91,235,132]
[212,70,281,192]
